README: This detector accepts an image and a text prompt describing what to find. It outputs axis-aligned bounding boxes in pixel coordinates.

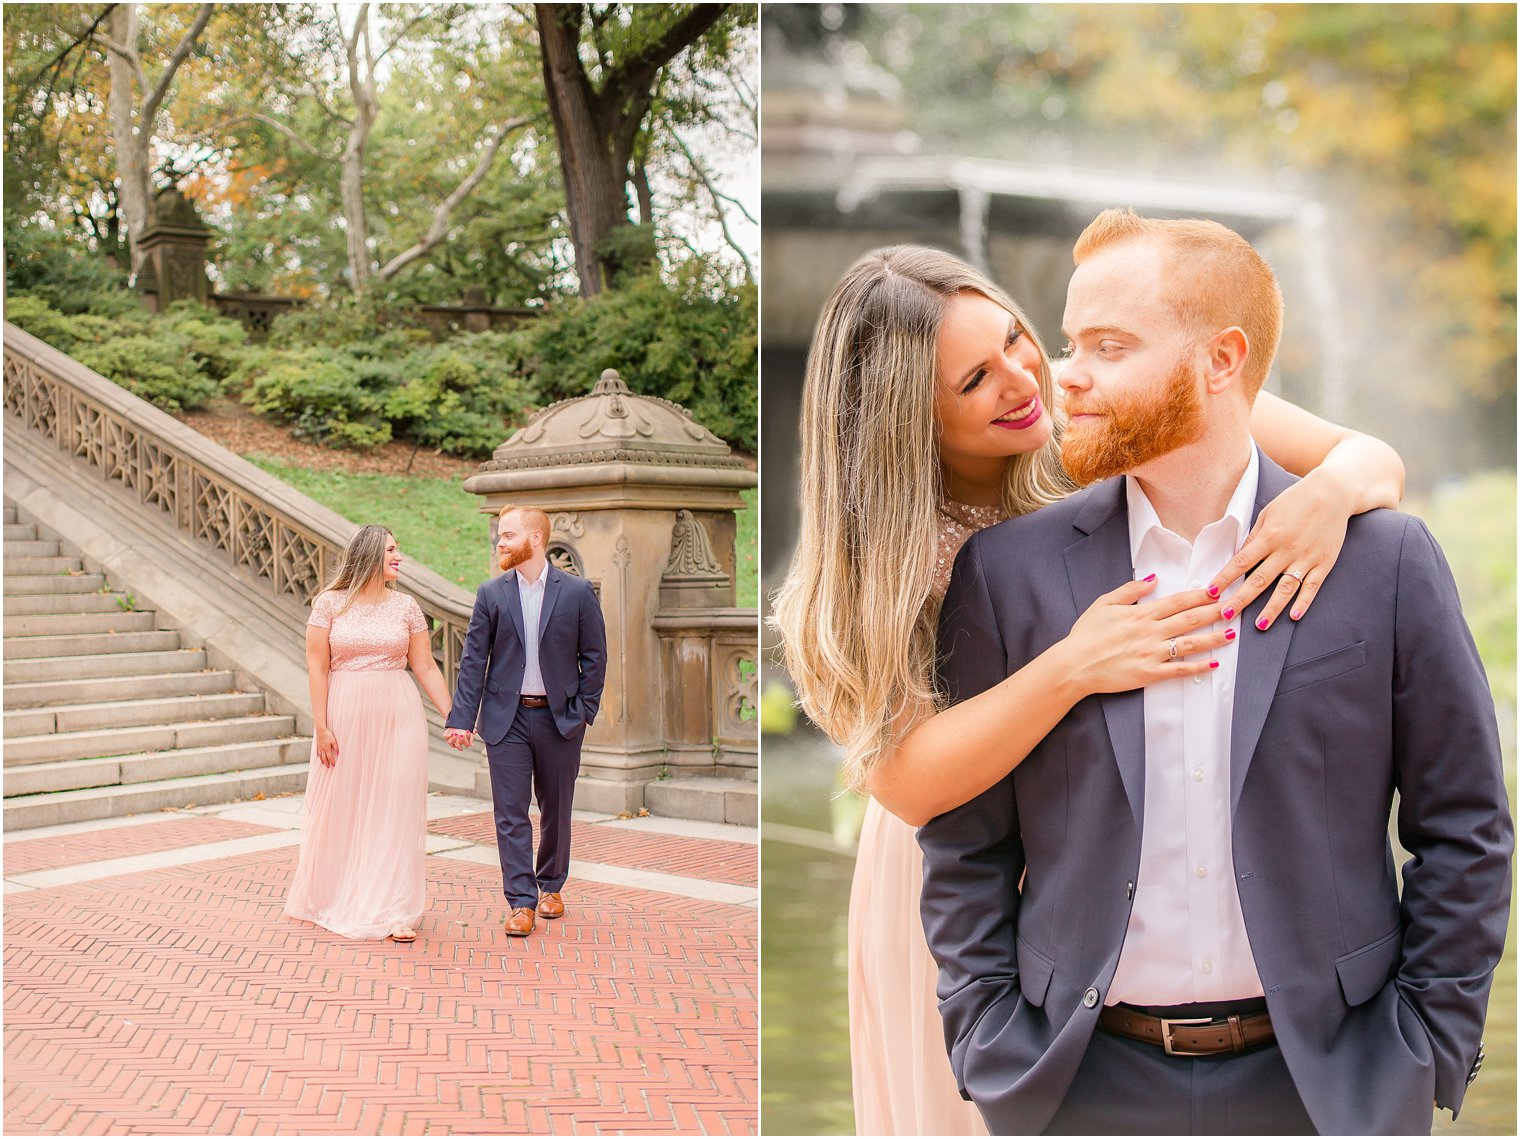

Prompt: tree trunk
[536,4,624,298]
[340,5,379,293]
[106,5,152,279]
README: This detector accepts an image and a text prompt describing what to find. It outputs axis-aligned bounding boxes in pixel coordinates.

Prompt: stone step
[3,572,108,595]
[3,523,38,542]
[4,555,83,575]
[4,592,137,616]
[6,690,268,737]
[5,737,310,798]
[3,505,17,525]
[3,763,311,831]
[5,611,158,638]
[4,539,60,557]
[645,776,758,827]
[3,629,181,660]
[4,648,207,684]
[5,669,239,710]
[5,713,297,766]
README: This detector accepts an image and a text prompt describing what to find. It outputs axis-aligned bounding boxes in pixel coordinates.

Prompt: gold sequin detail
[932,500,1007,601]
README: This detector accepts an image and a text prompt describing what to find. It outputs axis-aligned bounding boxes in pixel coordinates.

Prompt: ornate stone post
[135,188,212,312]
[461,370,758,814]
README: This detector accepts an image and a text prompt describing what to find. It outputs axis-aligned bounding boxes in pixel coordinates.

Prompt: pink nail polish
[1224,628,1236,641]
[1206,584,1220,599]
[1143,573,1156,583]
[1209,660,1220,669]
[1290,609,1303,621]
[1221,607,1235,621]
[1256,616,1269,631]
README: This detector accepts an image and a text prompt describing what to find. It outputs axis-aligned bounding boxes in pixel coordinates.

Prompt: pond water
[761,729,1516,1136]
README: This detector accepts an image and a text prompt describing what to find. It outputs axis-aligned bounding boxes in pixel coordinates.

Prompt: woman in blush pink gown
[772,245,1407,1134]
[285,525,453,942]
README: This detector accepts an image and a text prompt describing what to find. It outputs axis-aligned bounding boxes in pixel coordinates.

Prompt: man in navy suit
[447,505,607,937]
[920,209,1511,1134]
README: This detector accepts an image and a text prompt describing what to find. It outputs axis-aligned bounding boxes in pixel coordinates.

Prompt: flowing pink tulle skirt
[849,797,989,1135]
[284,669,428,939]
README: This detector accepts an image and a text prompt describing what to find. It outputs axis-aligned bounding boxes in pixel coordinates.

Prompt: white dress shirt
[1107,447,1264,1006]
[516,567,547,697]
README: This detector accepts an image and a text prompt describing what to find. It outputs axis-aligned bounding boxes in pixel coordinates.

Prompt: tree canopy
[4,3,758,305]
[780,3,1515,481]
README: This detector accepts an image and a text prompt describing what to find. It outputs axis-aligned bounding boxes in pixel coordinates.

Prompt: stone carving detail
[2,339,475,689]
[485,367,741,472]
[550,511,584,538]
[664,510,724,578]
[613,535,632,724]
[719,646,759,735]
[547,542,582,578]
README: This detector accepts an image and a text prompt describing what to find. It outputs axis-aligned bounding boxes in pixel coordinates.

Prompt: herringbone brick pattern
[3,817,281,876]
[4,845,756,1135]
[429,812,758,887]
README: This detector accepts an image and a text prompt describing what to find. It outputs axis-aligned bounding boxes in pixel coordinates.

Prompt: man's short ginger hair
[498,504,551,546]
[1074,207,1284,397]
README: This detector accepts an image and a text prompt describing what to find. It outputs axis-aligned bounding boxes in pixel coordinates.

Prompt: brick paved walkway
[4,794,757,1135]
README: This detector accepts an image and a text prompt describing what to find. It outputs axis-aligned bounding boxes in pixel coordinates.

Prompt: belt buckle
[1160,1016,1213,1057]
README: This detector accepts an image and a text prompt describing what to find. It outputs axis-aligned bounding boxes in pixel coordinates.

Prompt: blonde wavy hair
[771,245,1072,793]
[321,524,396,618]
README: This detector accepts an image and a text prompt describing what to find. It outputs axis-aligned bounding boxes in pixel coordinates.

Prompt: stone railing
[651,608,759,776]
[211,293,538,341]
[1,323,476,688]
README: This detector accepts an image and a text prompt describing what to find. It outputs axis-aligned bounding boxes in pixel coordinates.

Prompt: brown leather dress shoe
[504,907,536,937]
[537,892,565,919]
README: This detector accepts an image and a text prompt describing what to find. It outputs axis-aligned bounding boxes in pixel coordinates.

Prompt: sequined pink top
[308,589,428,673]
[931,500,1007,602]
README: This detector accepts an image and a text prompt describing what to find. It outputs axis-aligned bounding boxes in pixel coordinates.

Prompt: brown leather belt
[519,695,549,708]
[1098,1004,1275,1056]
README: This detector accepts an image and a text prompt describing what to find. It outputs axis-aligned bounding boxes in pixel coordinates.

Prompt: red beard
[497,538,532,573]
[1059,358,1205,486]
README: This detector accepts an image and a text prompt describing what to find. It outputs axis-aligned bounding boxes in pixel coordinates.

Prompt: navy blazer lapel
[1229,450,1300,817]
[502,569,526,644]
[538,565,563,638]
[1064,479,1145,827]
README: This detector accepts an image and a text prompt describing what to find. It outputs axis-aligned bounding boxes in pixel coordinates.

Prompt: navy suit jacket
[446,564,607,744]
[919,451,1512,1135]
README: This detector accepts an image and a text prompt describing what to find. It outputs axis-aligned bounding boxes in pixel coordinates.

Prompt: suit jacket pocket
[1335,926,1401,1007]
[1277,640,1367,697]
[1016,938,1054,1008]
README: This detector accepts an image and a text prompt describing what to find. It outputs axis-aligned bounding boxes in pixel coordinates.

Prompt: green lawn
[246,454,759,605]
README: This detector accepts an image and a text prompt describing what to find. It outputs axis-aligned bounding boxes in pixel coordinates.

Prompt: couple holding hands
[283,505,606,944]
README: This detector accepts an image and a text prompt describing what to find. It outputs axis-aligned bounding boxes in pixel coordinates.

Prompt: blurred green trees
[841,3,1515,484]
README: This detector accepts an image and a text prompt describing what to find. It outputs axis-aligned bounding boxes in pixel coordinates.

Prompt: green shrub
[264,293,426,350]
[239,346,392,449]
[156,301,252,381]
[74,335,219,412]
[384,337,545,456]
[500,260,757,452]
[4,225,139,316]
[5,295,81,350]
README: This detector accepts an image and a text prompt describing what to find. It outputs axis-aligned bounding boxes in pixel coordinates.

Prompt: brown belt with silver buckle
[1098,1004,1275,1056]
[519,695,549,708]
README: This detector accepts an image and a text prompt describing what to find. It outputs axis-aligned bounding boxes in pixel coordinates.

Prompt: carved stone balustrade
[2,324,477,771]
[462,369,759,812]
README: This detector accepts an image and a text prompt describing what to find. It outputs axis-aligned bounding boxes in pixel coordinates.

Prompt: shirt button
[1201,960,1214,975]
[1193,674,1204,684]
[1192,768,1204,782]
[1083,987,1100,1008]
[1196,864,1208,878]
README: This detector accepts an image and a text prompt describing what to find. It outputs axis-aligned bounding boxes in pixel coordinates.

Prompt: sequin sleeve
[308,590,338,629]
[403,594,428,636]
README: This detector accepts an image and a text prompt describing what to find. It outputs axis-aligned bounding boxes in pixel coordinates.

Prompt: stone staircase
[4,500,311,830]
